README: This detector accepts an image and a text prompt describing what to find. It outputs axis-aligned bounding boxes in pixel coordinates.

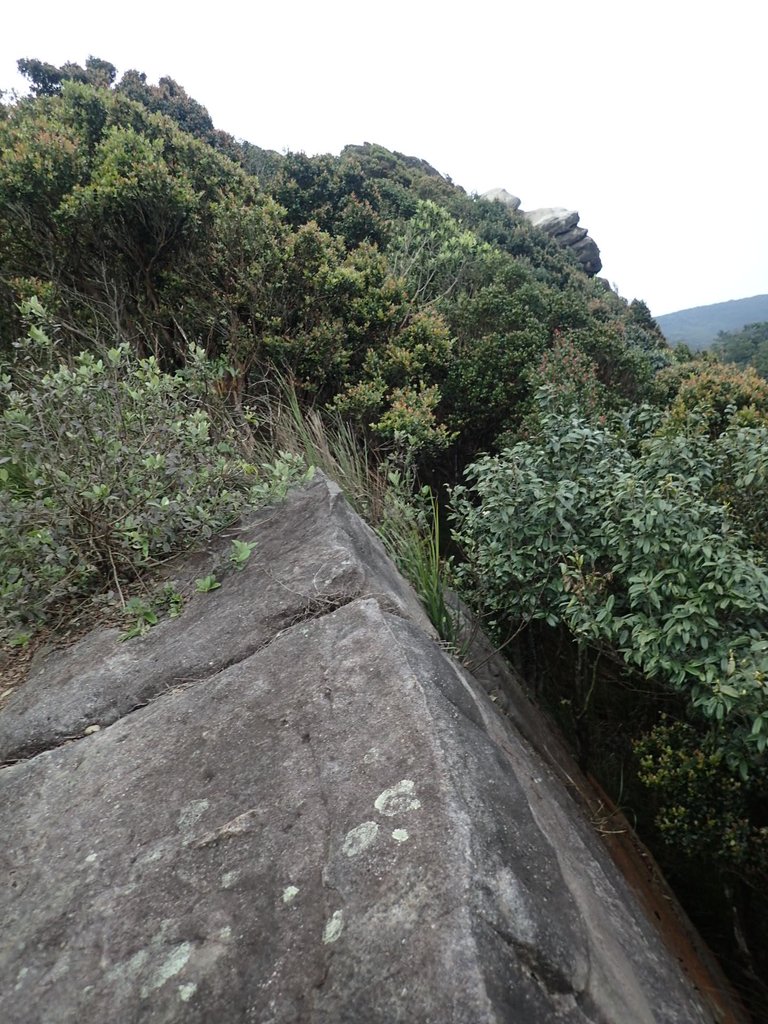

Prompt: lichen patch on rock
[342,820,379,856]
[281,885,300,904]
[176,799,209,831]
[374,779,421,817]
[322,910,344,945]
[140,941,193,998]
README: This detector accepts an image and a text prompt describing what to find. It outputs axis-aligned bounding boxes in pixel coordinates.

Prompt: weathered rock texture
[481,190,602,276]
[0,476,732,1023]
[0,474,431,764]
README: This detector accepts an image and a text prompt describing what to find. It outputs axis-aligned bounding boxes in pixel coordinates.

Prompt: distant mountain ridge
[655,294,768,350]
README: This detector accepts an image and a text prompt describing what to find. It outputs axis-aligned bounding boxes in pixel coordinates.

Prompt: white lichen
[374,780,421,817]
[178,982,197,1002]
[140,942,193,997]
[322,910,344,944]
[342,821,379,857]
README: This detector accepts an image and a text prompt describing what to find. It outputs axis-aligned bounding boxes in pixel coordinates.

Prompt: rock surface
[570,234,602,274]
[522,207,581,235]
[0,473,431,764]
[0,477,727,1022]
[522,207,602,275]
[480,187,522,211]
[480,190,602,275]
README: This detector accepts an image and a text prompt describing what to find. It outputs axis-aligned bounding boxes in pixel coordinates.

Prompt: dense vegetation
[713,321,768,379]
[2,58,767,1018]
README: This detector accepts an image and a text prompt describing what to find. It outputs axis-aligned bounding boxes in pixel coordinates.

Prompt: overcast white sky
[2,0,765,315]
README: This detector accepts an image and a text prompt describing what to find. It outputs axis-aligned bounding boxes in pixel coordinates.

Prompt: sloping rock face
[480,190,602,276]
[0,473,431,763]
[0,477,722,1023]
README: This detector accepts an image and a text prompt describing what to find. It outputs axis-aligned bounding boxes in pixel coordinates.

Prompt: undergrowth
[0,316,457,651]
[0,313,310,643]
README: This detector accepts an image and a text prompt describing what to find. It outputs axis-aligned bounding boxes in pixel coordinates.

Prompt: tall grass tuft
[249,376,460,648]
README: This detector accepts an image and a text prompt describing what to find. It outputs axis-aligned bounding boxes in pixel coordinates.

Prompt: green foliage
[389,199,484,310]
[115,70,215,143]
[635,717,768,877]
[371,383,455,455]
[229,539,256,570]
[195,575,221,593]
[0,322,306,641]
[119,596,159,641]
[160,582,185,618]
[527,333,610,421]
[637,407,768,555]
[18,56,117,96]
[660,360,768,436]
[709,423,768,553]
[272,150,391,248]
[0,80,283,364]
[450,395,768,774]
[376,473,460,650]
[713,321,768,379]
[117,583,185,640]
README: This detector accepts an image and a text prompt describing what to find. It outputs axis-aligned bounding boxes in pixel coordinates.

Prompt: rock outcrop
[480,187,521,212]
[481,191,602,276]
[0,476,735,1022]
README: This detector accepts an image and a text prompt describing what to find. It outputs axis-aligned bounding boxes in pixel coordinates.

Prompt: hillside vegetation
[656,294,768,350]
[1,57,767,1018]
[713,321,768,379]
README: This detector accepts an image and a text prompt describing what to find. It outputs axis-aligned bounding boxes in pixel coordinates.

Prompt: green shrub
[634,717,768,877]
[0,321,308,641]
[659,361,768,436]
[450,394,768,775]
[526,333,610,422]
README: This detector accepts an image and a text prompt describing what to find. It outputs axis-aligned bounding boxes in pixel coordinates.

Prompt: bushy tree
[17,56,117,96]
[659,360,768,436]
[451,394,768,774]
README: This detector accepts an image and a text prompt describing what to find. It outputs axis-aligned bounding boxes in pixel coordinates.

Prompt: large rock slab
[0,480,728,1022]
[521,207,602,274]
[552,224,588,246]
[571,234,603,275]
[1,595,715,1023]
[0,474,431,763]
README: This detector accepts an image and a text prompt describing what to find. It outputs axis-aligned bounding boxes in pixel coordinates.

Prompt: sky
[1,0,765,316]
